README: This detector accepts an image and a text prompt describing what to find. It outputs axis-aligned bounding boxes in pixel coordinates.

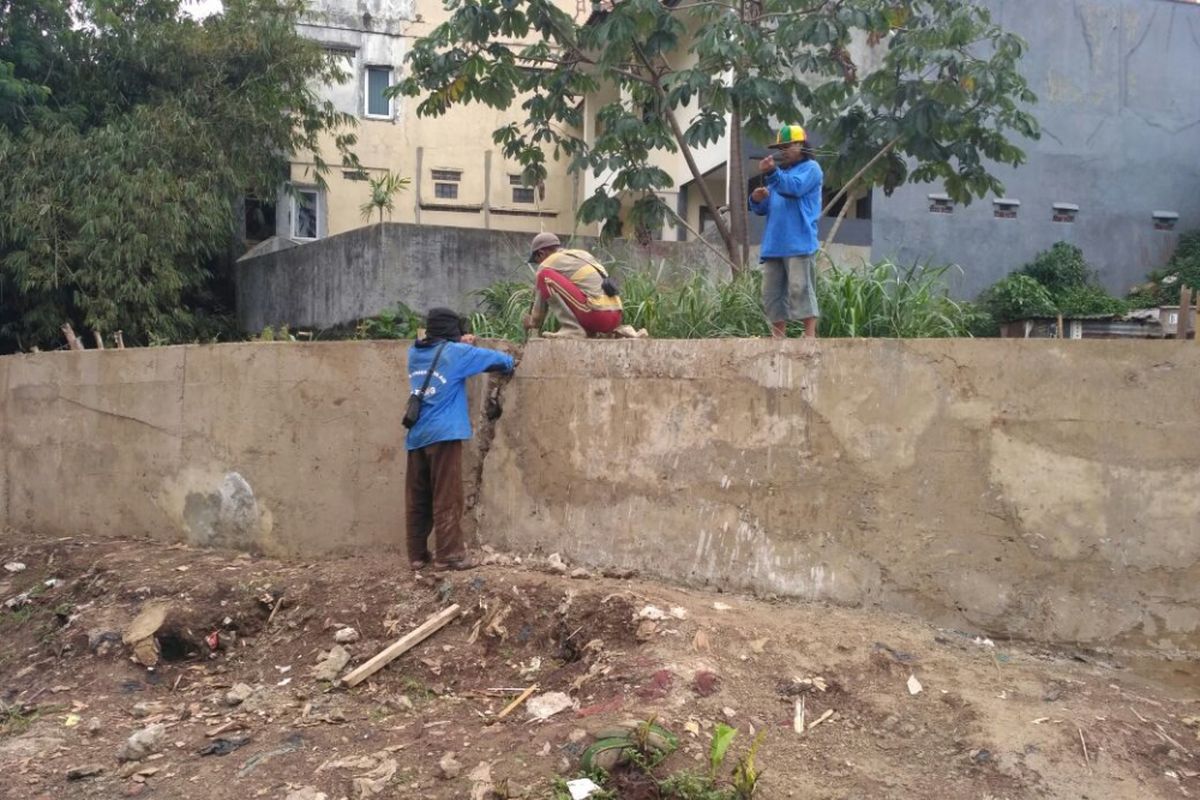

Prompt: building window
[928,193,953,214]
[293,189,319,239]
[509,174,535,203]
[993,198,1020,220]
[1052,202,1078,223]
[432,168,461,200]
[365,66,392,118]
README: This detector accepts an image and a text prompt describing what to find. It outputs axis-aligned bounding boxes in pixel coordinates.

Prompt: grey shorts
[762,255,819,323]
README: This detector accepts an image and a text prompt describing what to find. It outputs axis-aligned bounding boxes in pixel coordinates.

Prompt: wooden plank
[341,604,461,688]
[493,684,538,722]
[1180,286,1194,340]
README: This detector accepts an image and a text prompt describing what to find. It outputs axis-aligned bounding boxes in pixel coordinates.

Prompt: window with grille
[432,169,461,200]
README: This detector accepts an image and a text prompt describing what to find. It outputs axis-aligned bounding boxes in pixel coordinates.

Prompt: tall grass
[358,258,976,341]
[818,261,971,338]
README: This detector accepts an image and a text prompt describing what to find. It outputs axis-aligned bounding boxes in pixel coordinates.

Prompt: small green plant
[400,677,437,703]
[356,304,422,340]
[359,172,412,225]
[730,731,766,799]
[708,723,737,783]
[561,720,766,800]
[0,704,41,736]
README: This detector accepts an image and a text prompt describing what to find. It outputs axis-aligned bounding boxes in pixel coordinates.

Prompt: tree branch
[629,41,738,263]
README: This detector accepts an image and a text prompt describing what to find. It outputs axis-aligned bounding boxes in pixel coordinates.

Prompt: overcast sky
[181,0,223,19]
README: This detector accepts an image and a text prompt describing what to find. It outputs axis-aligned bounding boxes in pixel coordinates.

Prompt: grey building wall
[871,0,1200,298]
[235,223,730,332]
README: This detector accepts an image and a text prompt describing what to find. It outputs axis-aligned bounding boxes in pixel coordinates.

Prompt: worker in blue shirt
[748,125,824,338]
[405,308,514,571]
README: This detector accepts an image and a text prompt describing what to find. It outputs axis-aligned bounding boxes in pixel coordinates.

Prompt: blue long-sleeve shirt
[748,160,823,259]
[405,340,514,451]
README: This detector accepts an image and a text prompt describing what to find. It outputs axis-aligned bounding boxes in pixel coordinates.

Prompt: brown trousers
[405,440,466,564]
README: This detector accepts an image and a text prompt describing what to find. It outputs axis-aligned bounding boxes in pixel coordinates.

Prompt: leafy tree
[0,0,359,352]
[398,0,1039,268]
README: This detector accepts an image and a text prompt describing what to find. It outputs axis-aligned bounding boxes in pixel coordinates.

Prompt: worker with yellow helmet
[749,124,824,338]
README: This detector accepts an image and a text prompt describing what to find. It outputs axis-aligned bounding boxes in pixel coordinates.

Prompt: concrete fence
[235,222,731,333]
[3,339,1199,655]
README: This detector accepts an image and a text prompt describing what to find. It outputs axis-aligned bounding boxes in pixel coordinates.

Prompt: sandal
[433,556,479,572]
[410,559,430,571]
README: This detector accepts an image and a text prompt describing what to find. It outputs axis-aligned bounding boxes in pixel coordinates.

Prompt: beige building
[274,0,588,243]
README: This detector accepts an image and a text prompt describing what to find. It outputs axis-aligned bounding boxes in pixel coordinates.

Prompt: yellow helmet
[769,125,807,149]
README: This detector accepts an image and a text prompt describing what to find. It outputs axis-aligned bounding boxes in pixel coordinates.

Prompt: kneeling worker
[522,232,623,339]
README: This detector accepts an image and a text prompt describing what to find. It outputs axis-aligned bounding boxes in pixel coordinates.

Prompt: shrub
[981,274,1057,323]
[1055,284,1129,317]
[1020,241,1089,296]
[1128,230,1200,307]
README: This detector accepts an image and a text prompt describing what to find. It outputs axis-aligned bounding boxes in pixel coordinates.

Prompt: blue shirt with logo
[748,159,823,259]
[405,341,514,451]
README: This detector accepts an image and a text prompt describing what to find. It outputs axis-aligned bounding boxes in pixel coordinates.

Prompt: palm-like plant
[359,172,411,224]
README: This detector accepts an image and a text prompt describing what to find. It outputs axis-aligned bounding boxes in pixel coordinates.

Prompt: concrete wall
[872,0,1200,298]
[3,339,1200,656]
[235,222,731,332]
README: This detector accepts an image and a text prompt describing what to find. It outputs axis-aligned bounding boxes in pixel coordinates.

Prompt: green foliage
[1127,229,1200,307]
[708,723,737,783]
[1019,242,1088,296]
[469,279,538,340]
[359,172,412,224]
[352,259,975,342]
[0,0,359,352]
[980,274,1057,323]
[959,301,1000,338]
[355,304,423,340]
[817,261,971,337]
[982,241,1127,322]
[730,731,766,799]
[398,0,1038,243]
[554,721,767,800]
[1055,284,1128,318]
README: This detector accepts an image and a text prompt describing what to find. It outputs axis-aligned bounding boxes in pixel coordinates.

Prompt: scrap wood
[808,709,835,732]
[792,697,805,734]
[266,595,285,627]
[494,685,538,722]
[341,604,461,688]
[206,721,247,738]
[1078,726,1091,771]
[1155,723,1195,759]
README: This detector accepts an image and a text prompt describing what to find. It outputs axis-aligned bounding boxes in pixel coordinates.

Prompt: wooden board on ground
[341,604,461,688]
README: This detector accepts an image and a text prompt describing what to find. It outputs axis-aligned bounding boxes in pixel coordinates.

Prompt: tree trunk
[822,190,853,254]
[728,108,748,272]
[632,45,738,266]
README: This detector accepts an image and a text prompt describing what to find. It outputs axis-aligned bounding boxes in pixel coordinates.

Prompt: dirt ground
[0,530,1197,800]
